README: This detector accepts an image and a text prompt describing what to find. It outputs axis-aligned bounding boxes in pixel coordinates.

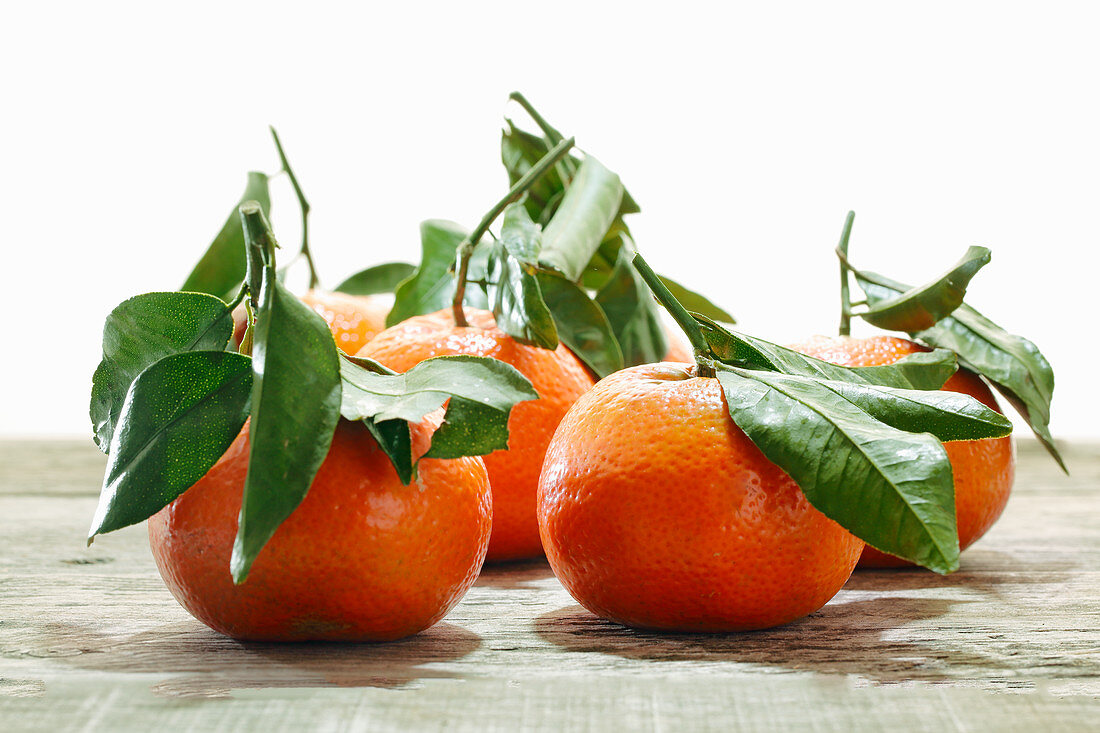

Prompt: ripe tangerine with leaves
[149,417,492,642]
[358,307,595,561]
[787,334,1015,566]
[537,361,865,631]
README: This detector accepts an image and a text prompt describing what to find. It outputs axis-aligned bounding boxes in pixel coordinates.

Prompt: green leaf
[181,172,270,299]
[339,354,538,479]
[856,272,1064,470]
[89,351,252,540]
[594,244,668,366]
[695,315,958,390]
[387,221,490,326]
[539,157,624,282]
[658,275,736,324]
[334,262,416,296]
[502,121,571,223]
[487,204,558,349]
[858,246,991,332]
[715,366,960,573]
[536,270,624,378]
[801,376,1012,442]
[233,279,342,584]
[90,292,235,453]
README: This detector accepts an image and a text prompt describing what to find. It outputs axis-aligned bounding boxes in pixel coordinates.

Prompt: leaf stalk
[452,136,575,327]
[837,211,856,336]
[270,126,318,289]
[630,253,716,378]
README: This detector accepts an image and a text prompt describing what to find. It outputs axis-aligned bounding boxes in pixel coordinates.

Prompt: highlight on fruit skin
[787,334,1016,567]
[149,418,492,642]
[359,307,596,562]
[300,289,392,355]
[232,291,392,354]
[537,362,865,632]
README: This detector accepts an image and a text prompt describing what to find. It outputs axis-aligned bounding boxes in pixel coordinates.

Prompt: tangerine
[358,307,595,561]
[148,417,491,641]
[300,290,392,355]
[537,362,864,631]
[786,334,1016,566]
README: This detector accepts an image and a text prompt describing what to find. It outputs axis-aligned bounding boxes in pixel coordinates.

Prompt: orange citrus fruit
[786,334,1016,567]
[300,290,392,355]
[537,362,864,631]
[148,417,491,641]
[358,307,596,562]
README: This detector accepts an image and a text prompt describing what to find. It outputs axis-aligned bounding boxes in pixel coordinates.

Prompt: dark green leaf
[181,172,270,299]
[488,204,558,349]
[536,270,624,378]
[859,246,991,332]
[334,262,416,296]
[539,157,624,282]
[716,366,960,573]
[387,221,490,326]
[802,376,1012,442]
[501,121,571,222]
[387,220,466,327]
[233,279,342,584]
[594,244,668,366]
[340,354,537,477]
[362,419,414,485]
[90,292,235,453]
[658,275,736,324]
[856,272,1064,470]
[695,315,958,390]
[421,398,510,460]
[89,351,252,539]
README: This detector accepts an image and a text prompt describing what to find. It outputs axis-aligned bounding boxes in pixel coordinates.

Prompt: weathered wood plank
[1,440,1097,731]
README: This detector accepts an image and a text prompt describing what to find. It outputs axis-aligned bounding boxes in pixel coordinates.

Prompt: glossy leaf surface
[233,278,342,584]
[89,351,252,539]
[856,272,1063,470]
[539,157,624,282]
[90,292,235,452]
[859,246,991,331]
[181,172,270,299]
[716,366,960,573]
[695,315,958,390]
[334,262,416,296]
[536,270,624,378]
[339,354,538,479]
[485,204,558,348]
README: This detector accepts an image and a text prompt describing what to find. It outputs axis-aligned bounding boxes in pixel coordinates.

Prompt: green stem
[240,201,279,303]
[508,91,577,178]
[270,126,318,290]
[836,210,856,336]
[509,91,564,144]
[631,253,715,378]
[452,136,576,326]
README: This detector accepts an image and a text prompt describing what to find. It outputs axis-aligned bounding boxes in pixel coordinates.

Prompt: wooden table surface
[1,439,1097,732]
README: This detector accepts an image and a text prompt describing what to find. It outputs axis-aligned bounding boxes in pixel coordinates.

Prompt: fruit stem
[836,210,856,337]
[270,126,319,290]
[452,136,576,327]
[508,91,577,178]
[240,201,278,302]
[631,253,716,378]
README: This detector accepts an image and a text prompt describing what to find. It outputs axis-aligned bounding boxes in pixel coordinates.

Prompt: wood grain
[1,439,1097,731]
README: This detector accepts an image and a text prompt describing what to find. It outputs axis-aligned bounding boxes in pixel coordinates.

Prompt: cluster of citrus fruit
[88,94,1061,640]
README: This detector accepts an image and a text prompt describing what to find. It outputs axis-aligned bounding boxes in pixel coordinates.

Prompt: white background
[1,1,1096,440]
